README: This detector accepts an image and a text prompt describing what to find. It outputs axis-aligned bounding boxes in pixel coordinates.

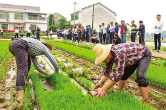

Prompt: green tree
[49,14,55,26]
[59,17,73,29]
[49,25,59,32]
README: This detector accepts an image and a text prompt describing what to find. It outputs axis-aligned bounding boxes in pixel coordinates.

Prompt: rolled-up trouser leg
[9,40,29,91]
[135,47,151,87]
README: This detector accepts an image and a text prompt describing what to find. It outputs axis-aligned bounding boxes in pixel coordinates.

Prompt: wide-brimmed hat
[41,41,52,51]
[92,44,112,65]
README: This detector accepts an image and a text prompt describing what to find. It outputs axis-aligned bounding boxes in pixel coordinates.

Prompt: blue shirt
[89,28,92,34]
[107,27,110,34]
[110,26,115,32]
[95,31,97,35]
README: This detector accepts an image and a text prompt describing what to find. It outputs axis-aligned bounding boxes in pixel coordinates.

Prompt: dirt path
[0,58,17,110]
[53,47,166,110]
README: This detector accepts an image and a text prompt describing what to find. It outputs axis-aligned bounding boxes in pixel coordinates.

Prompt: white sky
[1,0,165,33]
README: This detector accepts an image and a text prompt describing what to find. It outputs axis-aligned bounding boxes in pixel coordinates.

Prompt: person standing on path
[115,22,119,35]
[86,26,89,42]
[153,14,164,52]
[36,27,40,41]
[69,28,72,40]
[89,25,92,43]
[81,26,85,41]
[99,25,103,44]
[109,22,115,44]
[106,24,111,44]
[57,29,60,39]
[120,20,127,43]
[1,28,3,36]
[92,43,151,103]
[50,30,53,37]
[27,27,31,37]
[128,20,137,42]
[46,30,48,37]
[137,21,145,45]
[102,23,107,44]
[14,28,19,38]
[9,37,59,103]
[20,28,24,37]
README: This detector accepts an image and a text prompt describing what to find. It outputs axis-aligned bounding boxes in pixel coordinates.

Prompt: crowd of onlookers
[55,14,163,51]
[14,27,41,40]
[0,14,163,51]
[55,20,144,46]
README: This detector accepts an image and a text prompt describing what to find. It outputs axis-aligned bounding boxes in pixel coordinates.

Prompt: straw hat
[92,44,112,65]
[41,41,52,51]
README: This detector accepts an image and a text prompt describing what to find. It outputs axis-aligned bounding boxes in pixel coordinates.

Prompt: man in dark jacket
[115,22,119,34]
[36,27,40,41]
[133,21,145,45]
[81,26,85,41]
[113,33,122,45]
[86,26,89,42]
[106,24,111,44]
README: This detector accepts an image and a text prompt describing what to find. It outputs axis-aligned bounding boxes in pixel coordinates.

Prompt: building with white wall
[70,2,117,31]
[0,3,48,32]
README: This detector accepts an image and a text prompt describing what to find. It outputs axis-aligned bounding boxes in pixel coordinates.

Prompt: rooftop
[0,3,40,11]
[70,2,117,16]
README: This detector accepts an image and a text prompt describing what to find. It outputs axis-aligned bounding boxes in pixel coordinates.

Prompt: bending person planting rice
[92,42,151,102]
[9,37,59,103]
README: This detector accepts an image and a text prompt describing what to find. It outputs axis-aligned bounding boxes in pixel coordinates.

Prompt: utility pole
[92,4,95,29]
[72,2,77,27]
[51,18,53,30]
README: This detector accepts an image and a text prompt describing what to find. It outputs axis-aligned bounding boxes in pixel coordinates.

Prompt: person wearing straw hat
[9,37,59,103]
[92,42,151,102]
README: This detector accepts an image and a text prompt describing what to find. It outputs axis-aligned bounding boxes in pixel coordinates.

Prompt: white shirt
[154,20,164,34]
[1,29,3,32]
[15,29,19,33]
[102,26,107,34]
[66,30,69,34]
[109,26,115,32]
[74,29,78,34]
[27,29,31,33]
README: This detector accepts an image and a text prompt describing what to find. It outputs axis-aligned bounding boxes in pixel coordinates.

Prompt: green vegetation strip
[47,41,166,90]
[29,71,153,110]
[146,45,166,52]
[0,40,13,82]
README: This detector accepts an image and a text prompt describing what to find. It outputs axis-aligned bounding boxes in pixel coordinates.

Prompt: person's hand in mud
[43,71,51,76]
[92,83,102,91]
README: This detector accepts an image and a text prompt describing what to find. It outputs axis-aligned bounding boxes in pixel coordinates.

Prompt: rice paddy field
[0,39,165,110]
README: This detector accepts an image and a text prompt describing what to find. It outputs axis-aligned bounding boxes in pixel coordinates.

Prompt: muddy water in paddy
[54,48,166,110]
[0,58,17,110]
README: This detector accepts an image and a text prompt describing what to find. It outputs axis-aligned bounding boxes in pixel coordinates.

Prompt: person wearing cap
[115,22,119,34]
[9,37,59,103]
[153,14,164,52]
[120,20,127,43]
[92,42,151,102]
